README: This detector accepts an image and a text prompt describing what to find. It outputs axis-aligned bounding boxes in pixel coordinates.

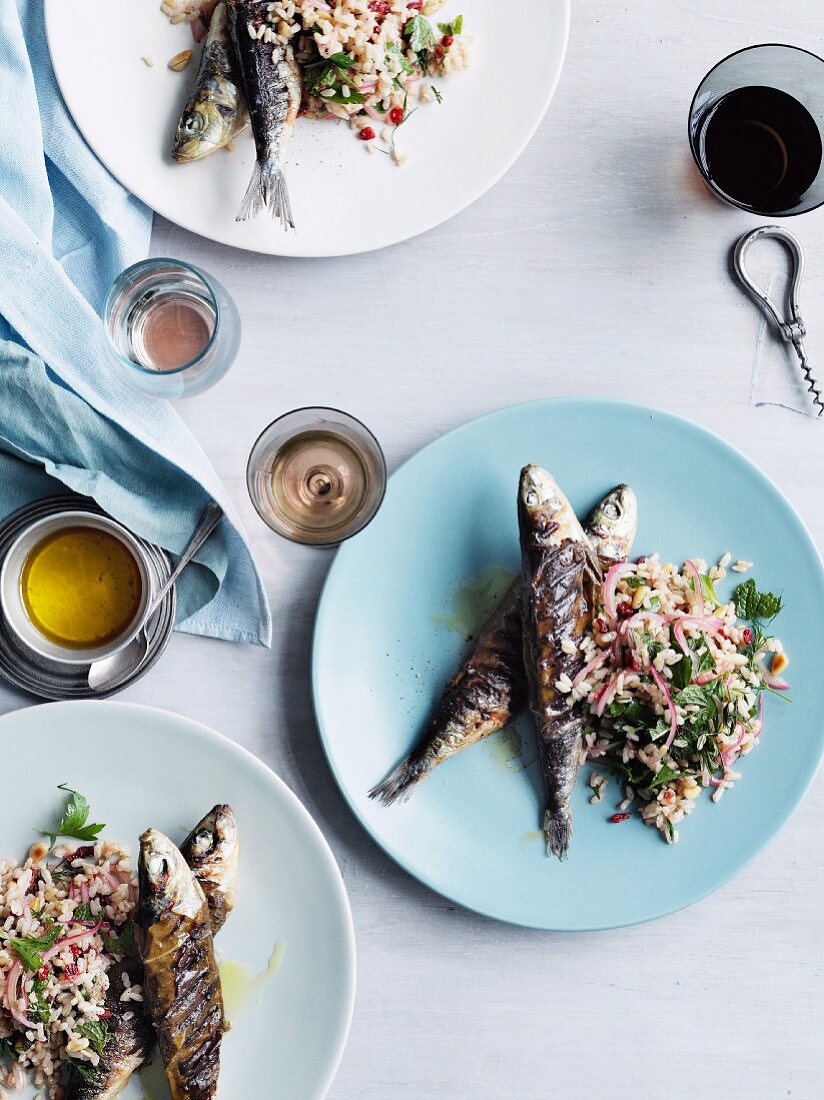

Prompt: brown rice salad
[163,0,471,161]
[0,791,138,1098]
[563,554,787,844]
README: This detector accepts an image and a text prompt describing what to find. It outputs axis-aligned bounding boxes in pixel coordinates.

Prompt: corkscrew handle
[733,225,824,418]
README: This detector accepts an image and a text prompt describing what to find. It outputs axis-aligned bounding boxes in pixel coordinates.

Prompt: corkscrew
[733,224,824,418]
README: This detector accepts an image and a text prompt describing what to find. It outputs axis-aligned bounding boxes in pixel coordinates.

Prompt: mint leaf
[102,920,136,958]
[437,15,464,35]
[734,579,783,621]
[670,655,693,691]
[404,14,436,53]
[78,1020,110,1056]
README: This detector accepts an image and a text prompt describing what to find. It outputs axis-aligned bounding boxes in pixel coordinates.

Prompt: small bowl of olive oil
[0,512,154,665]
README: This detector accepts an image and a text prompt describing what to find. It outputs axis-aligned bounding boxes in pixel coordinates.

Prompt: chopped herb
[327,51,355,69]
[0,923,63,972]
[700,573,720,606]
[734,579,783,622]
[0,1037,17,1061]
[29,976,52,1026]
[78,1020,110,1056]
[650,764,679,789]
[437,15,464,35]
[625,575,644,589]
[431,84,443,104]
[41,784,105,849]
[669,655,693,691]
[73,903,93,921]
[102,920,136,958]
[67,1057,96,1082]
[386,43,414,75]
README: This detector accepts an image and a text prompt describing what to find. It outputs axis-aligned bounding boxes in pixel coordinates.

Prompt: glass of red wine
[689,44,824,216]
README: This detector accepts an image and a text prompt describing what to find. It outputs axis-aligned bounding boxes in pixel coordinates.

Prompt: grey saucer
[0,495,175,700]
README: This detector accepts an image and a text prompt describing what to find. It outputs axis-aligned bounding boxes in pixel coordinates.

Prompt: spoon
[87,501,224,693]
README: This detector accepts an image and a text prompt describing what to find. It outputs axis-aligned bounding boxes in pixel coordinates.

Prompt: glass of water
[103,258,241,398]
[246,408,387,546]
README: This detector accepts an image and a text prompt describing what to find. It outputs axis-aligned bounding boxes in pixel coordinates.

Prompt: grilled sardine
[180,805,238,934]
[518,464,601,859]
[136,830,225,1100]
[369,486,636,805]
[173,3,249,162]
[227,0,301,227]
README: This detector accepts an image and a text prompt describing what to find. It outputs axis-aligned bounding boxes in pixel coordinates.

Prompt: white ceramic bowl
[0,511,154,666]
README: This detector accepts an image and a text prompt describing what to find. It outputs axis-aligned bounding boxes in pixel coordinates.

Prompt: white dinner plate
[44,1,570,256]
[0,701,355,1099]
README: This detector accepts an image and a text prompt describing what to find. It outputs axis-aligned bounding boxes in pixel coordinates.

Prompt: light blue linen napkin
[0,0,271,646]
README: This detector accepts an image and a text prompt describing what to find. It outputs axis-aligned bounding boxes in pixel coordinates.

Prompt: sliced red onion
[5,962,28,1027]
[191,17,207,43]
[363,103,386,121]
[572,649,608,688]
[650,665,679,753]
[603,562,633,622]
[594,673,622,718]
[671,614,724,659]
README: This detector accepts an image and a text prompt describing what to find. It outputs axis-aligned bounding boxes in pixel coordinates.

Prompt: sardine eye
[603,502,621,520]
[182,113,203,135]
[192,830,212,854]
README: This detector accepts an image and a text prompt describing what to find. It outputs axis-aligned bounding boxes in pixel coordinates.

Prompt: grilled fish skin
[369,582,525,805]
[136,830,225,1100]
[180,805,238,934]
[173,3,249,163]
[63,960,154,1100]
[227,0,301,227]
[519,465,600,860]
[368,486,636,806]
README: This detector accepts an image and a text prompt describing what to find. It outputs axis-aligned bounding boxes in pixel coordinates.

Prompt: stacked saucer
[0,496,175,699]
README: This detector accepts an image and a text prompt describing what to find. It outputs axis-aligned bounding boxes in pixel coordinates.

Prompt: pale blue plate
[312,400,824,930]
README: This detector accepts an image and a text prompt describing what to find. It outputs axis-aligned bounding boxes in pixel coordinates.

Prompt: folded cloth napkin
[0,0,271,646]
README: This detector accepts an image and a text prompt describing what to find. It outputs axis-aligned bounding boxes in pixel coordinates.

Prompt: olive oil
[218,941,286,1021]
[21,526,142,649]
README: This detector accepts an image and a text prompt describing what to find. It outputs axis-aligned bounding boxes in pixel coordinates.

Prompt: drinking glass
[103,258,241,397]
[246,408,387,546]
[688,44,824,216]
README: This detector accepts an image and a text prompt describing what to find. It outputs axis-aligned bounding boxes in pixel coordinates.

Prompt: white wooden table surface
[6,1,824,1096]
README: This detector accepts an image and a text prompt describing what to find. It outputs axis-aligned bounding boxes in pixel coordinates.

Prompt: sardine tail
[368,756,430,806]
[235,160,294,229]
[543,807,573,860]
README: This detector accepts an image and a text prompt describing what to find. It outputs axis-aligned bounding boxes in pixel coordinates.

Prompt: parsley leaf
[734,579,783,622]
[0,924,63,971]
[649,764,679,789]
[78,1020,110,1056]
[404,14,437,54]
[437,15,464,35]
[0,1037,17,1061]
[40,784,105,849]
[73,903,93,921]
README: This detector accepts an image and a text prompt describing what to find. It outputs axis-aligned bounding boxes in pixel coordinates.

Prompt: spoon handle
[150,500,224,614]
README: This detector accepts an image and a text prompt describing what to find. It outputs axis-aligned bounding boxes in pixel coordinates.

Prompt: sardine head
[189,804,236,859]
[586,484,638,563]
[173,99,230,163]
[138,828,204,925]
